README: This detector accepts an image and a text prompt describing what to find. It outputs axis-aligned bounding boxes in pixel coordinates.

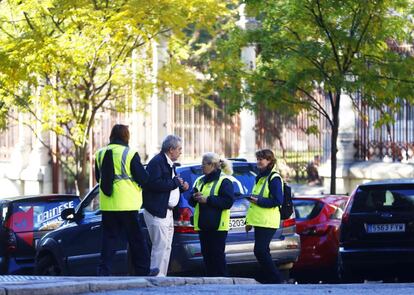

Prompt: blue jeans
[254,226,282,283]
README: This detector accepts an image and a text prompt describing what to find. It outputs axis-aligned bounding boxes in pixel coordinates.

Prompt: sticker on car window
[35,201,76,231]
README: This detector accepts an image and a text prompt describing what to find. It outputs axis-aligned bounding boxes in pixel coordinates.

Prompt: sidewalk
[0,275,257,295]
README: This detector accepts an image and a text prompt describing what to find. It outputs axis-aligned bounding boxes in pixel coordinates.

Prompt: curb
[0,276,258,294]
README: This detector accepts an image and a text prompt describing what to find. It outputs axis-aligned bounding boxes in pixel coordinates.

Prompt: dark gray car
[35,161,300,277]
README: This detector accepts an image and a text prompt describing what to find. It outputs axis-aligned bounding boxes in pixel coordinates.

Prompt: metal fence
[256,96,331,181]
[170,94,241,161]
[354,98,414,162]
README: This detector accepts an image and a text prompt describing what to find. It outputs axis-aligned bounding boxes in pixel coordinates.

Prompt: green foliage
[208,0,414,193]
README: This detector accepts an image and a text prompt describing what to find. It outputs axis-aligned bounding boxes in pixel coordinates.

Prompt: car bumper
[169,232,300,274]
[339,247,414,269]
[293,235,338,271]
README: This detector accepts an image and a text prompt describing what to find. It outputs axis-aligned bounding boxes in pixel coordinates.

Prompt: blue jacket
[255,167,283,208]
[142,153,182,218]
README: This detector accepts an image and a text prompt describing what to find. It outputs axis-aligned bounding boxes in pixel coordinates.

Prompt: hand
[181,181,189,191]
[248,196,258,204]
[176,176,184,185]
[194,193,207,204]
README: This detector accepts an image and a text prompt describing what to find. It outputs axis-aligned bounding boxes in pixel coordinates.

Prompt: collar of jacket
[159,152,174,171]
[203,168,222,183]
[256,165,274,182]
[109,139,128,147]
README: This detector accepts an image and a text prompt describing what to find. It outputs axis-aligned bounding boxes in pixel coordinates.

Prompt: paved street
[81,283,414,295]
[1,276,414,295]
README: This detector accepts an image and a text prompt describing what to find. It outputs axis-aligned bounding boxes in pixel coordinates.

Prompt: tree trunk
[330,91,341,194]
[76,171,88,198]
[75,145,89,198]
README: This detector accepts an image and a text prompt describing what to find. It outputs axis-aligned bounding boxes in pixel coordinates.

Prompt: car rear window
[9,198,79,232]
[351,186,414,213]
[185,164,256,195]
[293,199,324,220]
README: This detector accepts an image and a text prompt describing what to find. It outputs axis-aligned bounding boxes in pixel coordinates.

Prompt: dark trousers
[97,211,150,276]
[254,226,282,284]
[199,230,228,276]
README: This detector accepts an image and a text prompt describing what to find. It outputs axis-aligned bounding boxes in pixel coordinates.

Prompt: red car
[292,194,349,282]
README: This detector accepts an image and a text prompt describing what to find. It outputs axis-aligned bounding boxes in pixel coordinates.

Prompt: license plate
[366,223,405,233]
[229,217,245,230]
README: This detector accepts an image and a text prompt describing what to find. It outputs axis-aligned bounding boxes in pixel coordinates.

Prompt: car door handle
[90,225,101,230]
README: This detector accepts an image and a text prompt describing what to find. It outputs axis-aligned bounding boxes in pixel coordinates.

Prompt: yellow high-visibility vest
[193,175,230,231]
[95,144,142,211]
[246,171,281,229]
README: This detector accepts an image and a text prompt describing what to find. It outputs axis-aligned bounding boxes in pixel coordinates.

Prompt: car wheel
[35,255,61,276]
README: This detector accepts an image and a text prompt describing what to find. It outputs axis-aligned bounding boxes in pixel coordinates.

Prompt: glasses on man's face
[201,162,211,167]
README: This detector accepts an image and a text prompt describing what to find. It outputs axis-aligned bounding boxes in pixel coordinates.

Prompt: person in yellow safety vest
[245,149,284,284]
[95,124,155,276]
[189,152,235,276]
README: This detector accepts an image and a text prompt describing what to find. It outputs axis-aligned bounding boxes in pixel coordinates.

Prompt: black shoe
[148,268,160,276]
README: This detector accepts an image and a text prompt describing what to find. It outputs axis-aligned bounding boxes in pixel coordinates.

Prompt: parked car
[0,194,80,274]
[35,161,300,277]
[291,194,348,282]
[338,179,414,282]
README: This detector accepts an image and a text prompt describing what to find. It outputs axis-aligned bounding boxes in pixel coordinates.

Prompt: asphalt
[0,275,257,295]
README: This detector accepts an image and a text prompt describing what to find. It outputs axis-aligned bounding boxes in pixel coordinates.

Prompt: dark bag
[261,172,294,220]
[280,182,294,220]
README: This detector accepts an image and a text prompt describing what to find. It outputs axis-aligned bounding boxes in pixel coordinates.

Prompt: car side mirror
[61,208,76,221]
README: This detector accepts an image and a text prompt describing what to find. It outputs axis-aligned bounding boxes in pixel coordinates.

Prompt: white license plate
[229,217,245,230]
[366,223,405,233]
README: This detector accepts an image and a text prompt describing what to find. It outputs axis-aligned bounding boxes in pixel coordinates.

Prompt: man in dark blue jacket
[143,135,189,276]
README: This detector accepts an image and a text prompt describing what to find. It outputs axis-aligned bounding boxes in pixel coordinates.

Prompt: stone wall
[320,161,414,194]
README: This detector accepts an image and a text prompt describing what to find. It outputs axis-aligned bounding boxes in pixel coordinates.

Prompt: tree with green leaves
[208,0,414,193]
[0,0,231,196]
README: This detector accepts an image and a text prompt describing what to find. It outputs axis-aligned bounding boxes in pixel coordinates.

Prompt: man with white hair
[142,135,189,276]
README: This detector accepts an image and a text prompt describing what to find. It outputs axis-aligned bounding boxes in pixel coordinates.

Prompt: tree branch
[23,12,35,31]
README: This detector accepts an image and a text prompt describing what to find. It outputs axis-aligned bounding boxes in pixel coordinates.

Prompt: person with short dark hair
[246,148,284,284]
[142,134,189,276]
[95,124,151,276]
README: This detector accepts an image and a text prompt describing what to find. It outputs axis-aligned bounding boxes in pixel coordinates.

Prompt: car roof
[293,194,349,204]
[0,194,79,204]
[359,178,414,187]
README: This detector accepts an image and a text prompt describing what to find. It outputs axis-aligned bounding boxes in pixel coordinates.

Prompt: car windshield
[293,199,323,220]
[81,188,100,215]
[351,186,414,213]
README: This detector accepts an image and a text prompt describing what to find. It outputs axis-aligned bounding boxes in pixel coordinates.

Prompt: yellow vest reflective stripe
[95,144,142,211]
[246,171,281,229]
[193,175,230,231]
